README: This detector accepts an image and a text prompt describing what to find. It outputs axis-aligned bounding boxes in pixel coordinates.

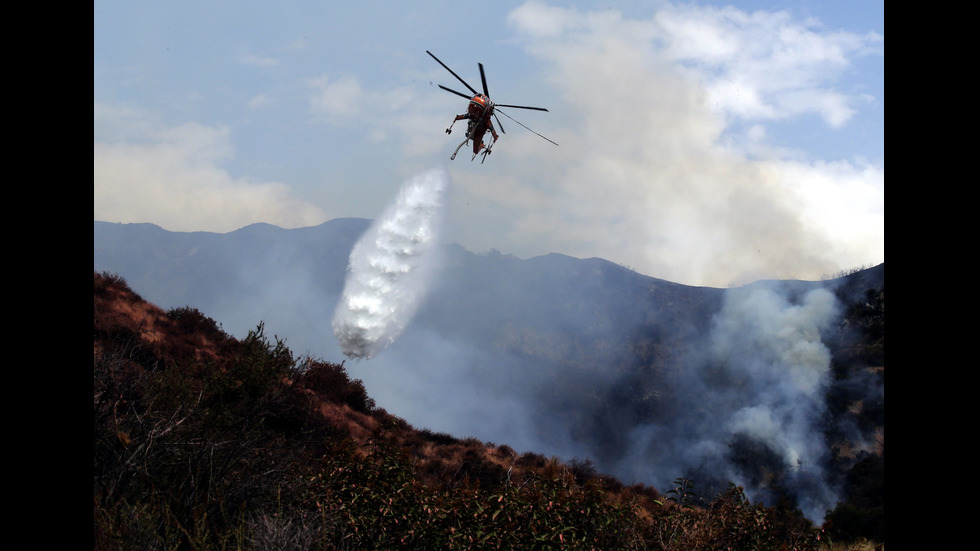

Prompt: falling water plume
[332,168,447,359]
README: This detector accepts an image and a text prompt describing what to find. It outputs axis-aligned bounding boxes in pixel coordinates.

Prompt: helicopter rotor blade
[479,62,489,97]
[438,84,473,100]
[495,103,549,112]
[427,50,479,97]
[493,112,505,134]
[496,108,558,146]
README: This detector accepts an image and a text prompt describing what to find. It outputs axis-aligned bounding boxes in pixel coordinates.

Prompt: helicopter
[427,50,558,163]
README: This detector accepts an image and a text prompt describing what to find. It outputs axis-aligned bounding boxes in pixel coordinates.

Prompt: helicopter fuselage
[465,94,495,154]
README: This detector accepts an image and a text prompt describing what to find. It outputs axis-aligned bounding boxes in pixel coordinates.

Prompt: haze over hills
[93,219,883,522]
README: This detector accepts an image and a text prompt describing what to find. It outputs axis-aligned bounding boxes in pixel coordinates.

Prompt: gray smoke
[332,168,447,359]
[616,283,842,522]
[346,248,850,522]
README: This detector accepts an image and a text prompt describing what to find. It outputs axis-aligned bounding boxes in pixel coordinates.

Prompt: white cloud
[441,1,883,286]
[93,103,327,232]
[775,158,884,268]
[651,3,883,128]
[248,93,273,109]
[239,53,279,68]
[310,74,365,122]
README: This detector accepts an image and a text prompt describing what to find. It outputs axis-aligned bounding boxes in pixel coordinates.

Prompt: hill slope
[95,271,850,549]
[93,220,883,527]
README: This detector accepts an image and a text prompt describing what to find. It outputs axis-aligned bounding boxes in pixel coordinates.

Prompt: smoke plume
[332,168,447,359]
[617,283,842,522]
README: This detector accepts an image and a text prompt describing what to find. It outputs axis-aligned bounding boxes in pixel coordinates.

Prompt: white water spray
[332,168,447,359]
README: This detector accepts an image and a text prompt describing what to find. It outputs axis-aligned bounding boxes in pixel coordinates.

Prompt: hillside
[94,220,883,524]
[94,271,884,549]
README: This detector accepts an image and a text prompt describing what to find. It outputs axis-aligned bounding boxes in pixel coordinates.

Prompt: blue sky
[94,0,883,287]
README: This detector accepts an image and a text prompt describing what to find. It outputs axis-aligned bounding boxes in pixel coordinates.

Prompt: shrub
[94,318,308,549]
[297,358,375,413]
[419,428,460,446]
[167,306,227,342]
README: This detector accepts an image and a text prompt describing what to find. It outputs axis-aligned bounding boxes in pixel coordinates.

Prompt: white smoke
[332,168,447,359]
[618,283,842,522]
[712,286,840,520]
